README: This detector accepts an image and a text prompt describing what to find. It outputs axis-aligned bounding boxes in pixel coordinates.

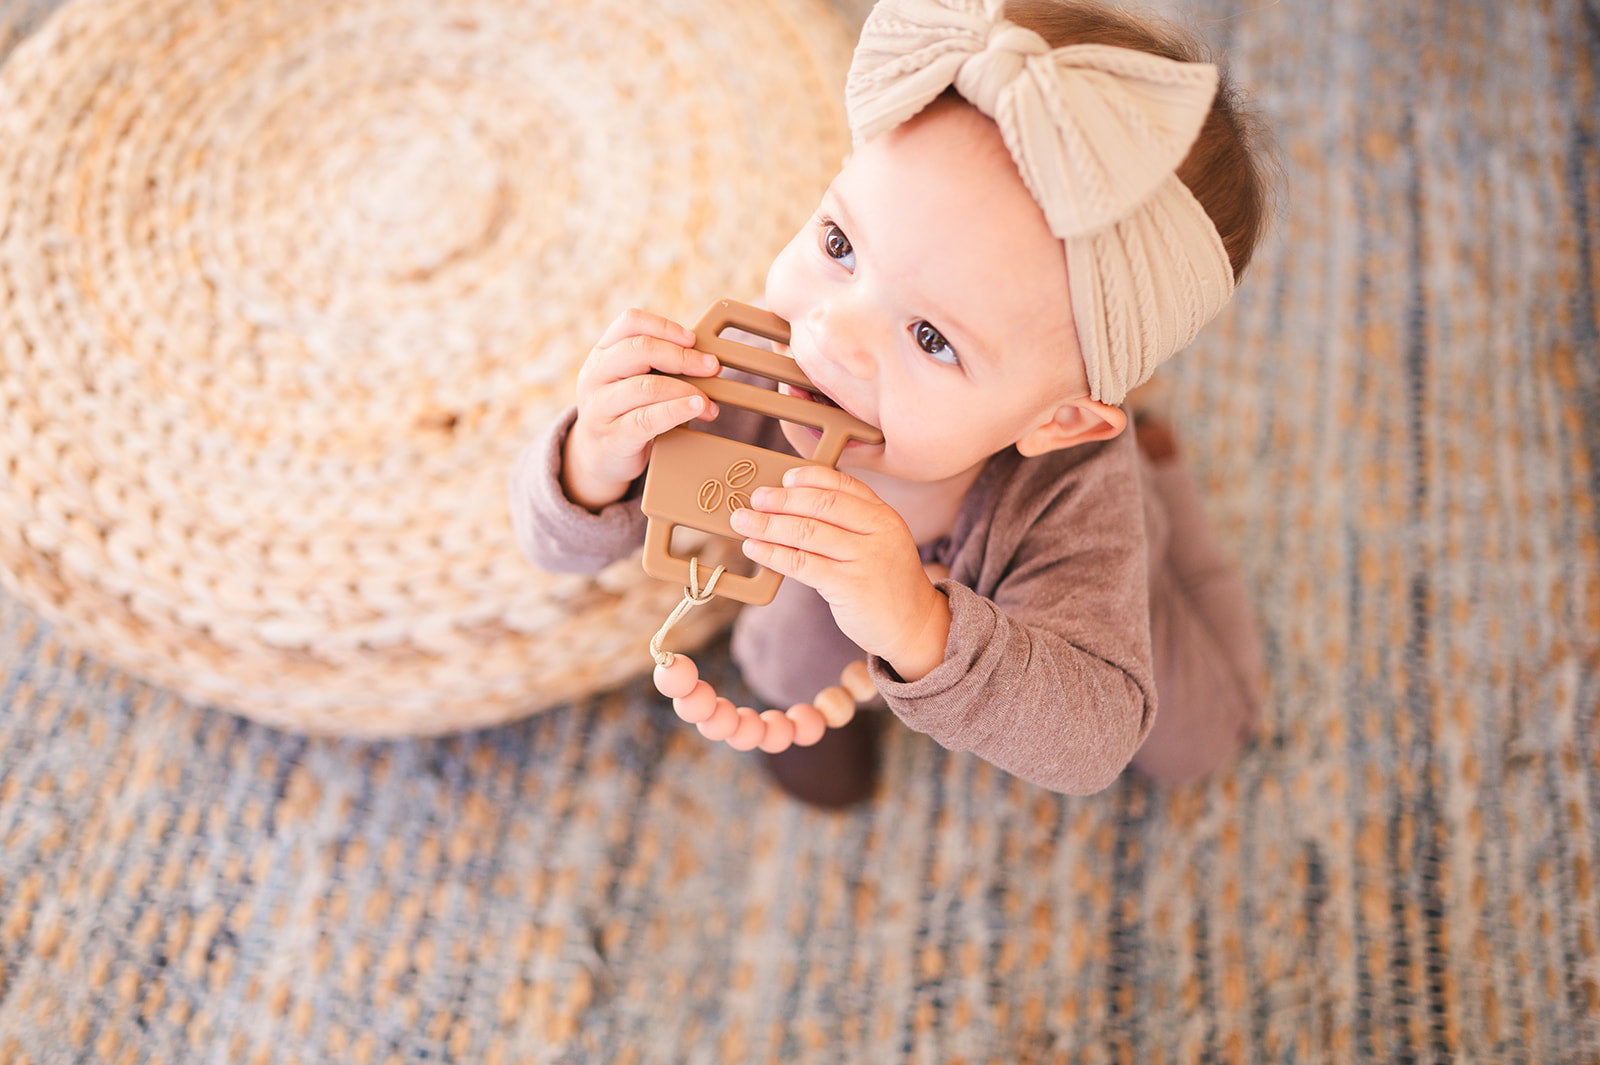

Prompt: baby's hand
[562,309,721,511]
[731,467,951,683]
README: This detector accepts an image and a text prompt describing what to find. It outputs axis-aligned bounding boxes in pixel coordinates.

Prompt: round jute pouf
[0,0,854,736]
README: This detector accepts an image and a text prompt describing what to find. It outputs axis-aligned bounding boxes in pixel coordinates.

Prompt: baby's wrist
[559,434,631,513]
[882,586,951,684]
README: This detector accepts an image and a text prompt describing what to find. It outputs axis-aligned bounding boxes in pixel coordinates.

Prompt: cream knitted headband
[845,0,1235,406]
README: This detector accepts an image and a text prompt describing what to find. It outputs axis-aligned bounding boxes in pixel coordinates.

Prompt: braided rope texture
[0,0,852,735]
[3,0,1600,1062]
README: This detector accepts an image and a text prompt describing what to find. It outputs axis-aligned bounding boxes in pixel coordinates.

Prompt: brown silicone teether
[640,299,885,605]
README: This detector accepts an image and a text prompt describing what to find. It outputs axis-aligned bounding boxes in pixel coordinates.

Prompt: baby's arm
[873,457,1158,794]
[509,308,721,573]
[875,578,1154,795]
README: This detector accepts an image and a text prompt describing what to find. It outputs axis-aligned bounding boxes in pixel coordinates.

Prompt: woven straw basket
[0,0,854,735]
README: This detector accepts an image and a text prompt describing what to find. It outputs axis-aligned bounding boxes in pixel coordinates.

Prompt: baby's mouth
[779,381,841,410]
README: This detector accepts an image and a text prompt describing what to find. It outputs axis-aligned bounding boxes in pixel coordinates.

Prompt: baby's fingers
[595,307,695,351]
[589,310,720,382]
[730,507,854,562]
[744,482,881,537]
[776,464,881,502]
[583,337,720,394]
[593,375,717,440]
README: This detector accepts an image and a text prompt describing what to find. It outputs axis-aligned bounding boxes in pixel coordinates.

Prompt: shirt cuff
[868,581,999,722]
[507,406,647,573]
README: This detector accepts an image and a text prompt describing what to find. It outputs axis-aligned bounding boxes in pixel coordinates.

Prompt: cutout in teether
[640,299,884,605]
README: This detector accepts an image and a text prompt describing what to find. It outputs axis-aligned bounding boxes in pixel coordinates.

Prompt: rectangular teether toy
[640,299,885,606]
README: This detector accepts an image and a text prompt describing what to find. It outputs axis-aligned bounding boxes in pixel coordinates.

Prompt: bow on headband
[845,0,1236,406]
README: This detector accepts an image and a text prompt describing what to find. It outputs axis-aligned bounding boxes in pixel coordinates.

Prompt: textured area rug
[3,0,1599,1062]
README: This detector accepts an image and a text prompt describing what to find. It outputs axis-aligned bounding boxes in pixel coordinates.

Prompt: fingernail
[729,508,750,530]
[688,396,704,414]
[750,487,771,506]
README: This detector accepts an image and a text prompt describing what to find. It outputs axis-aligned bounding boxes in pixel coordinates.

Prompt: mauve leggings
[1131,457,1264,782]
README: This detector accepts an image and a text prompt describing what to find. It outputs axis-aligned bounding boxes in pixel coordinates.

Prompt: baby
[512,0,1270,806]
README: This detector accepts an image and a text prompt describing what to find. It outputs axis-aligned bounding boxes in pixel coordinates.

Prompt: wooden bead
[672,679,717,723]
[757,709,795,753]
[724,707,766,751]
[814,685,855,728]
[785,703,826,747]
[839,659,876,703]
[653,655,699,700]
[697,698,739,741]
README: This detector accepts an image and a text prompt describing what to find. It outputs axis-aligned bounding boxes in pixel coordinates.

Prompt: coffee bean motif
[696,479,724,513]
[697,457,763,516]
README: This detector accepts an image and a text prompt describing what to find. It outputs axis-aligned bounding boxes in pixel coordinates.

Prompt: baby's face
[765,98,1087,487]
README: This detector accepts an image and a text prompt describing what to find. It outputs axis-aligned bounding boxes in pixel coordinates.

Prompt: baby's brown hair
[1005,0,1271,281]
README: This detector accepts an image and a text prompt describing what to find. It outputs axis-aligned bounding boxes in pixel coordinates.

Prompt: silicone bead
[672,679,717,723]
[652,641,860,751]
[725,707,767,751]
[757,709,796,753]
[654,655,700,700]
[697,697,740,741]
[786,703,827,747]
[814,685,856,728]
[840,659,876,703]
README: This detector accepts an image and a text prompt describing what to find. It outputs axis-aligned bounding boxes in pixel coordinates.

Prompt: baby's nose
[806,303,879,381]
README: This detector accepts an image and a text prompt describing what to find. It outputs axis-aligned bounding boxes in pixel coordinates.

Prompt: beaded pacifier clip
[640,299,884,753]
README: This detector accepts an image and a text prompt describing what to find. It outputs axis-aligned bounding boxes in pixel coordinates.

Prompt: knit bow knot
[847,0,1218,240]
[952,22,1047,118]
[844,0,1238,405]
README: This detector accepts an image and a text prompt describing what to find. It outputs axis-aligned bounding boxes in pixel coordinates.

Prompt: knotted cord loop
[649,557,727,668]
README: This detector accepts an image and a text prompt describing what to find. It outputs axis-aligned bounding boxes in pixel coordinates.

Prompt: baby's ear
[1015,398,1128,457]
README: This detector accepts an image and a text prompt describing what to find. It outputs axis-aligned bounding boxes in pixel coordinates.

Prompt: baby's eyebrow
[823,185,860,238]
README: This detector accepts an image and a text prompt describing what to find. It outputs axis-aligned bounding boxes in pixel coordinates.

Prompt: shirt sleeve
[869,438,1157,795]
[507,406,648,573]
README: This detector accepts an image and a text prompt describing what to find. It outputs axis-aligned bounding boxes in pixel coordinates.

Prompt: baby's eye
[913,320,959,365]
[820,220,855,269]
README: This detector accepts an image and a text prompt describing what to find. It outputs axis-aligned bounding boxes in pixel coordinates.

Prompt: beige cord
[649,559,728,669]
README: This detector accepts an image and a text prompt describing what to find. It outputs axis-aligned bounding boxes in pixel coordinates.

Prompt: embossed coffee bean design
[699,458,763,515]
[697,479,724,513]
